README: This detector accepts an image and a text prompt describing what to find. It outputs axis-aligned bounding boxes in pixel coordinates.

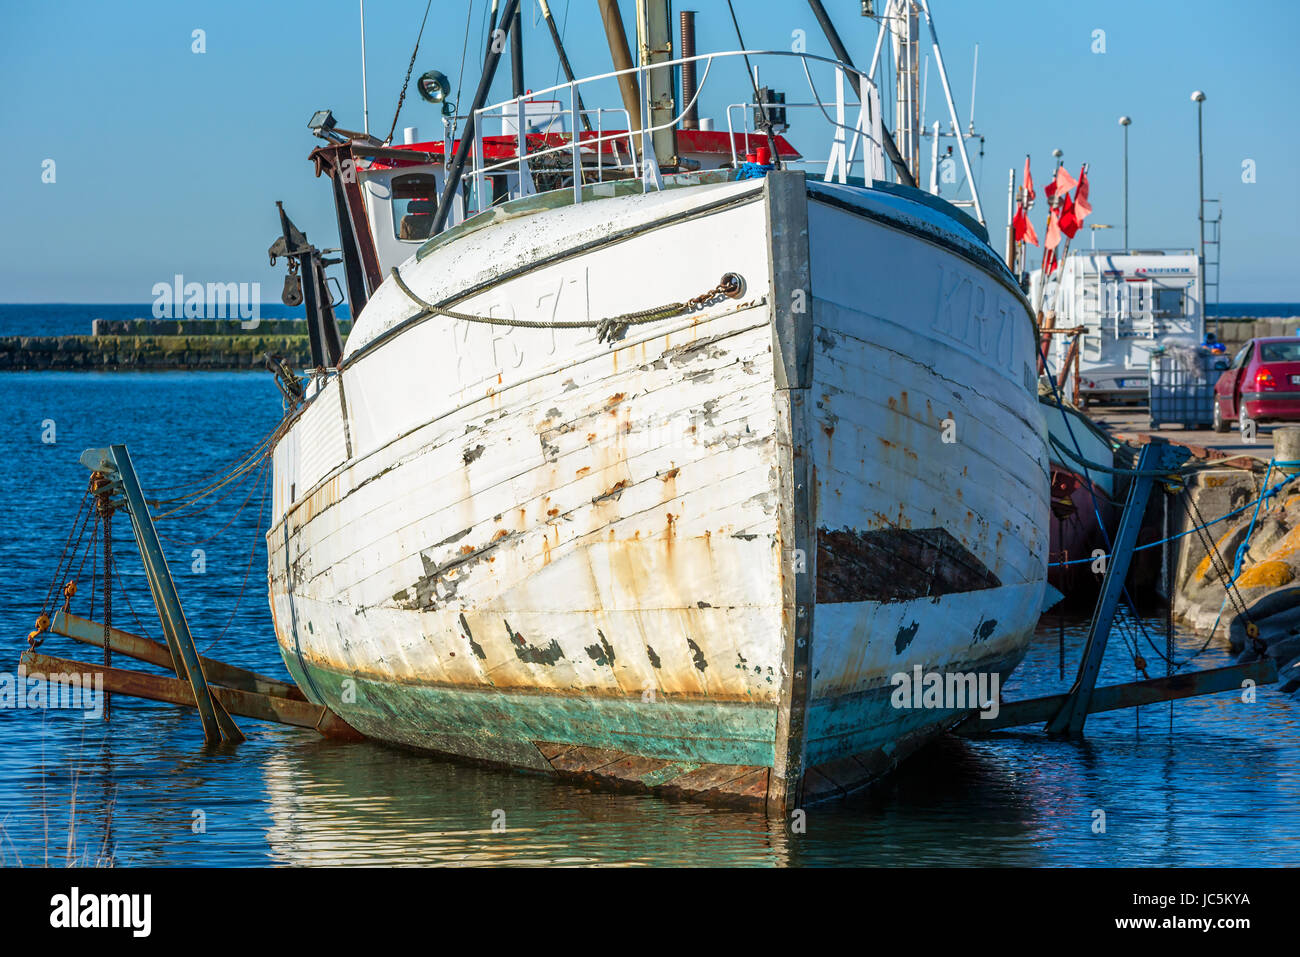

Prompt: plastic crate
[1147,350,1225,429]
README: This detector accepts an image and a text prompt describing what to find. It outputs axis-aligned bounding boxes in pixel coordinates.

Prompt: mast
[431,0,522,235]
[636,0,678,169]
[890,1,920,183]
[805,0,917,188]
[1004,167,1016,269]
[597,0,643,133]
[510,1,524,99]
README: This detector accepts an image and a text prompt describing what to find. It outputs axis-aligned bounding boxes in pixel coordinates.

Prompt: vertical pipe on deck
[680,10,699,130]
[510,1,524,99]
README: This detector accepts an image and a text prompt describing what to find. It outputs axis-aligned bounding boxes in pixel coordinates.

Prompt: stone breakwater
[0,334,319,371]
[1214,316,1300,354]
[88,318,354,337]
[0,319,352,371]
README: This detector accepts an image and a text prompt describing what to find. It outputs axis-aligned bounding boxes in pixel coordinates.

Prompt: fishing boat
[263,0,1048,812]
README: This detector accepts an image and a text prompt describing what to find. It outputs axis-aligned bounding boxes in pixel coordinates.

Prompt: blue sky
[2,0,1297,303]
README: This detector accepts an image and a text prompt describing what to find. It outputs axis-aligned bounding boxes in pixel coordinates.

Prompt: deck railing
[458,49,885,220]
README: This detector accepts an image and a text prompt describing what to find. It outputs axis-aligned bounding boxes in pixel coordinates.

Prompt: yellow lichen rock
[1236,560,1296,589]
[1196,527,1241,583]
[1263,520,1300,562]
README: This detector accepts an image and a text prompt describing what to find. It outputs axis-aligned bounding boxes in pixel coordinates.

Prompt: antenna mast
[360,0,369,135]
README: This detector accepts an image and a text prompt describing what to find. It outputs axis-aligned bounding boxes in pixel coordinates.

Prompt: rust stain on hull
[816,526,1003,604]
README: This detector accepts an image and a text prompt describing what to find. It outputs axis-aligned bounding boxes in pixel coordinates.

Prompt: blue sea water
[1,302,1295,339]
[0,370,1298,867]
[1209,303,1300,319]
[0,303,352,339]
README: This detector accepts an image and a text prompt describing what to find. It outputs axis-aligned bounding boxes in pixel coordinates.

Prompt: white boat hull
[267,172,1048,811]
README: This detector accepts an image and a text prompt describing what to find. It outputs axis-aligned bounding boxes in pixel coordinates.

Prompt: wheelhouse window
[392,173,439,241]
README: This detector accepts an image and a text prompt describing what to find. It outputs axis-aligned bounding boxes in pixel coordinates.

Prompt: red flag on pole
[1058,192,1080,239]
[1024,156,1035,208]
[1045,208,1062,250]
[1074,167,1092,222]
[1053,165,1078,197]
[1014,204,1039,246]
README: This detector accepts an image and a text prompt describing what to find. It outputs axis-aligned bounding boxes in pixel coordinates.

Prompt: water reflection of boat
[257,741,788,866]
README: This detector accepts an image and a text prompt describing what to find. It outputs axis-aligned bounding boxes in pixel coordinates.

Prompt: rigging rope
[1047,470,1298,567]
[383,0,436,146]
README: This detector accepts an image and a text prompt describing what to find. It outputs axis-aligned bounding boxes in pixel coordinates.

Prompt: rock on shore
[1175,471,1300,693]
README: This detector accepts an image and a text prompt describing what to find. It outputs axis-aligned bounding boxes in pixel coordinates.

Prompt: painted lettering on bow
[930,265,1014,372]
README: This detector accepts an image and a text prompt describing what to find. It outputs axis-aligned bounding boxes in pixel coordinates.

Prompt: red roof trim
[364,129,801,169]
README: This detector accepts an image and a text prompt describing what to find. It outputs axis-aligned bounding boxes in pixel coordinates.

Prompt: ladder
[1202,197,1223,338]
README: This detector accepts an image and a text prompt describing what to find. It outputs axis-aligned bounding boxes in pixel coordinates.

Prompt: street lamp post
[1192,91,1209,337]
[1118,116,1131,248]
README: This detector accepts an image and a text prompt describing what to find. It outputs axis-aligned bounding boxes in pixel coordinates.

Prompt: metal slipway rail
[19,444,361,745]
[957,435,1278,739]
[959,307,1282,737]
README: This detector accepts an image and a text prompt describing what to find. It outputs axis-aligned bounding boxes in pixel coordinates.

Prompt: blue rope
[1047,465,1299,567]
[734,162,772,181]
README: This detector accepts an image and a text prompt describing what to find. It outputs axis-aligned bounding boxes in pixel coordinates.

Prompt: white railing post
[516,97,535,197]
[570,82,582,203]
[473,107,486,215]
[825,68,849,184]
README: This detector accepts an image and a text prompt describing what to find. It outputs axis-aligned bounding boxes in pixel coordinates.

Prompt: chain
[383,0,435,146]
[102,503,112,722]
[1184,492,1264,654]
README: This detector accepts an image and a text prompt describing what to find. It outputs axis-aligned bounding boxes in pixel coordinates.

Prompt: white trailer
[1031,248,1202,405]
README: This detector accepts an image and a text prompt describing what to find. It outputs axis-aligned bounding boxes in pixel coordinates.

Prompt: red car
[1213,336,1300,432]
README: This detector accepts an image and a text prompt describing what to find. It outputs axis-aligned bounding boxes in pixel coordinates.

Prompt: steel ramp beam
[80,445,243,745]
[20,651,363,741]
[51,610,302,700]
[1045,438,1190,737]
[954,658,1277,735]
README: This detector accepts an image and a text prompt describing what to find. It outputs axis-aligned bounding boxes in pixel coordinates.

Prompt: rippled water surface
[2,372,1298,866]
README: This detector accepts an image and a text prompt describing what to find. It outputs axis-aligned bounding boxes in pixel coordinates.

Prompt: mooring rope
[1047,471,1299,568]
[388,266,744,344]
